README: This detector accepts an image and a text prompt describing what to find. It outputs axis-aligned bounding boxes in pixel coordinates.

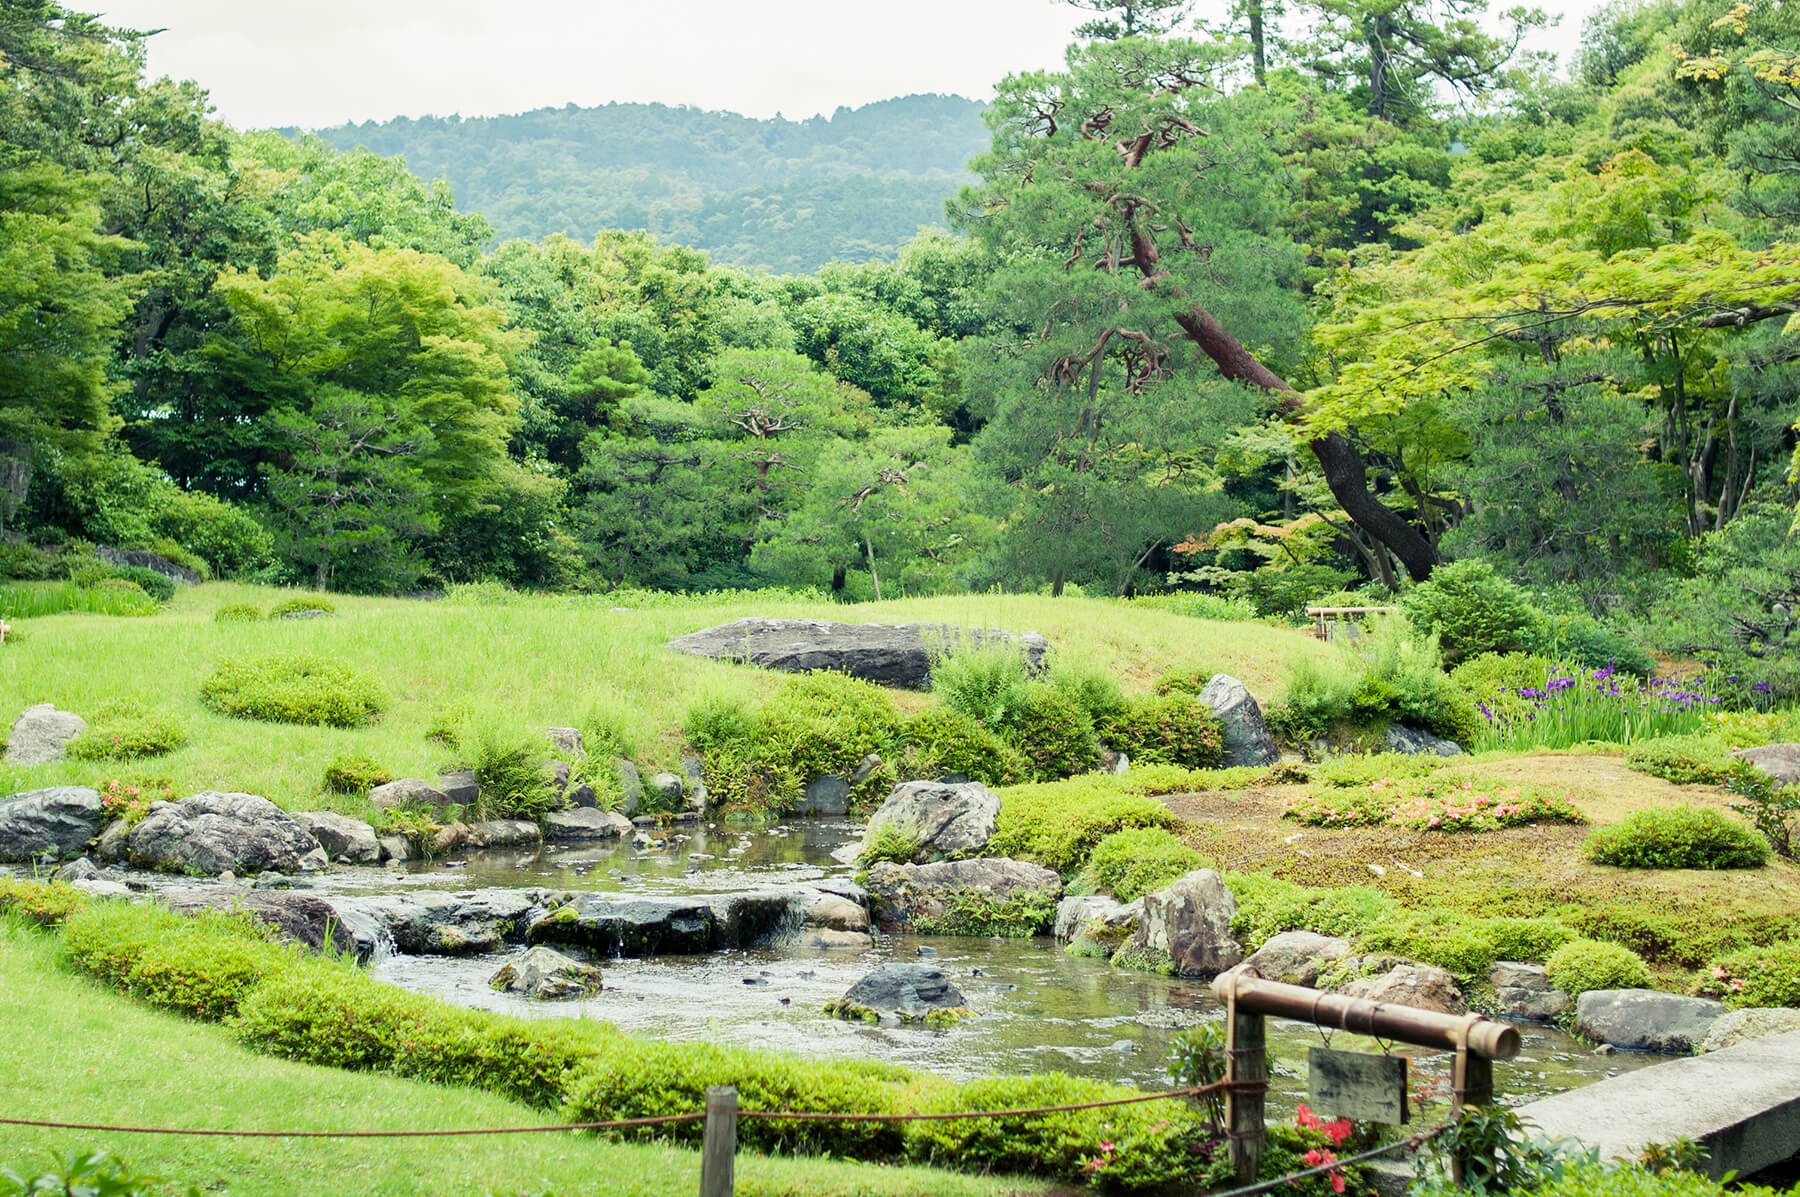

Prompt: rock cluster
[666,618,1049,689]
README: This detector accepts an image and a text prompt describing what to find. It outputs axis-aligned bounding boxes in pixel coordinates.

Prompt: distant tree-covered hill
[302,94,988,272]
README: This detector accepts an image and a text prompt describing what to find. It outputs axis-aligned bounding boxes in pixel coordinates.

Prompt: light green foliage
[989,776,1185,874]
[1151,666,1217,696]
[199,654,383,728]
[899,707,1026,787]
[1009,684,1102,781]
[1357,910,1576,977]
[1085,827,1207,902]
[467,729,557,821]
[1313,752,1453,788]
[1725,759,1800,860]
[858,826,924,867]
[212,602,262,623]
[60,901,298,1021]
[1269,619,1479,745]
[1402,560,1541,667]
[0,878,88,926]
[1507,1160,1796,1197]
[1283,778,1585,832]
[268,595,336,617]
[65,699,186,762]
[928,638,1034,733]
[1584,807,1769,870]
[1545,938,1653,996]
[1704,940,1800,1009]
[1101,693,1226,769]
[1225,873,1399,949]
[0,1148,179,1197]
[1626,734,1737,786]
[322,753,392,796]
[1043,660,1128,726]
[914,889,1058,937]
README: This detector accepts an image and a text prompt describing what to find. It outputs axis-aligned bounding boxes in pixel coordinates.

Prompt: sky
[93,0,1606,132]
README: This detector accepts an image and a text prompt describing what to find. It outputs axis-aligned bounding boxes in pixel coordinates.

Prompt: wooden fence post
[1226,987,1267,1184]
[700,1085,737,1197]
[1449,1048,1495,1187]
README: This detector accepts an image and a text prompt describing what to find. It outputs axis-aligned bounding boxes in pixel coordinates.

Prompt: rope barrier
[1203,1122,1452,1197]
[0,1079,1258,1139]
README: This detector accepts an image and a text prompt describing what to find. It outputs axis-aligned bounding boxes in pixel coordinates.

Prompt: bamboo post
[1226,976,1267,1184]
[700,1085,737,1197]
[1449,1045,1495,1187]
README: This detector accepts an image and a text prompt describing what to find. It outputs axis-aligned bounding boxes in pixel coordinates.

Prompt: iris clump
[1463,656,1720,751]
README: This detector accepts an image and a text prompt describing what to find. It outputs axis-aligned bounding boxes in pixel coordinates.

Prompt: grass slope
[0,919,1048,1197]
[0,583,1330,815]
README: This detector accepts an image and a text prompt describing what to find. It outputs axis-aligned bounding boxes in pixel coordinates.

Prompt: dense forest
[303,95,990,272]
[7,0,1800,696]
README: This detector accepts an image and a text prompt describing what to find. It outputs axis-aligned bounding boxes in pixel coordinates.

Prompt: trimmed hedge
[1545,938,1652,997]
[199,654,384,728]
[65,699,187,762]
[1102,694,1226,769]
[1086,827,1207,902]
[989,776,1184,874]
[1583,807,1769,870]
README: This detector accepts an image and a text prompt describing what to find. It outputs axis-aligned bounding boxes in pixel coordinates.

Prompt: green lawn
[0,582,1330,815]
[0,920,1052,1197]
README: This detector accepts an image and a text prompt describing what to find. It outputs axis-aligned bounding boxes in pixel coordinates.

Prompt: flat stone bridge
[1514,1029,1800,1179]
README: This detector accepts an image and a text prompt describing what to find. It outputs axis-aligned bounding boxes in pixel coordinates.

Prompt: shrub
[212,602,263,623]
[1103,693,1226,769]
[1128,591,1262,622]
[1725,759,1800,861]
[1529,611,1656,676]
[1269,619,1478,745]
[468,729,557,820]
[60,901,298,1020]
[928,638,1034,732]
[579,701,638,762]
[1402,559,1542,666]
[78,563,176,603]
[1152,666,1215,696]
[989,776,1184,874]
[900,707,1025,786]
[1625,734,1736,786]
[199,654,383,728]
[1703,940,1800,1009]
[1583,807,1769,870]
[268,594,336,618]
[1009,683,1101,781]
[1355,911,1576,977]
[0,877,89,925]
[1045,661,1128,725]
[0,541,53,580]
[323,753,393,795]
[65,699,187,762]
[234,962,429,1070]
[1226,873,1399,949]
[859,824,923,866]
[1283,778,1585,832]
[1086,827,1206,902]
[1545,938,1652,997]
[900,1072,1213,1190]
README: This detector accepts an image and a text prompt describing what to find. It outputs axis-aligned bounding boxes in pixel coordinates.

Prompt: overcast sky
[93,0,1603,131]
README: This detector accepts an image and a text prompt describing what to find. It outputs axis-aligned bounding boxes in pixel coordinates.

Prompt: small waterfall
[326,898,399,964]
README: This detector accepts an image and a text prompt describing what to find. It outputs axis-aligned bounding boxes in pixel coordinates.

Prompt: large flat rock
[1513,1028,1800,1179]
[666,618,1048,689]
[526,888,820,956]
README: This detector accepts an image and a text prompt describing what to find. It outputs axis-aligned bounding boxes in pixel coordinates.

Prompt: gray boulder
[0,786,105,861]
[377,834,411,864]
[805,895,870,933]
[94,818,130,863]
[1384,724,1465,757]
[1197,676,1280,767]
[1700,1008,1800,1053]
[681,757,708,814]
[5,704,88,766]
[369,778,453,813]
[1731,743,1800,788]
[1342,963,1467,1015]
[352,888,542,955]
[490,946,603,999]
[616,761,643,817]
[543,807,633,841]
[71,878,132,900]
[861,780,999,862]
[649,772,684,807]
[546,727,585,759]
[527,889,813,956]
[829,963,970,1023]
[1490,962,1569,1021]
[1121,869,1242,979]
[292,811,380,864]
[1056,894,1141,959]
[438,770,480,806]
[1239,931,1351,987]
[162,888,358,957]
[95,545,200,585]
[1575,989,1726,1053]
[794,774,851,817]
[52,856,103,883]
[863,857,1061,933]
[1055,895,1130,942]
[666,617,1049,690]
[127,792,321,875]
[466,820,540,849]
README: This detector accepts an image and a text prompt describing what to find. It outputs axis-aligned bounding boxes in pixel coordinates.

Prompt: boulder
[1490,962,1569,1021]
[95,545,200,585]
[806,895,870,933]
[5,704,88,766]
[127,792,321,875]
[1731,743,1800,788]
[51,856,103,883]
[0,786,105,861]
[377,834,411,864]
[1342,963,1467,1015]
[71,878,132,900]
[794,774,851,817]
[438,770,480,806]
[489,946,603,999]
[543,807,633,841]
[274,607,332,620]
[368,778,453,813]
[352,888,542,955]
[1575,989,1726,1053]
[1055,895,1130,943]
[828,963,971,1023]
[862,780,999,861]
[466,820,540,849]
[546,727,585,760]
[666,618,1049,690]
[527,889,814,956]
[864,857,1061,933]
[1383,724,1465,757]
[1122,869,1241,978]
[1056,894,1140,959]
[292,811,381,864]
[1699,1007,1800,1053]
[681,757,708,814]
[804,929,873,949]
[649,772,684,807]
[1197,676,1280,768]
[94,818,130,863]
[431,822,469,855]
[161,888,358,956]
[1238,931,1351,987]
[296,845,330,873]
[616,761,643,817]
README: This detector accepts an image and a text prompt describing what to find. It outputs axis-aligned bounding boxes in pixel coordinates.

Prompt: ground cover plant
[1282,778,1586,832]
[1583,806,1769,870]
[199,653,384,729]
[64,699,187,762]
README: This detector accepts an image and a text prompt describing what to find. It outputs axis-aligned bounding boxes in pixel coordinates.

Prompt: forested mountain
[301,95,989,272]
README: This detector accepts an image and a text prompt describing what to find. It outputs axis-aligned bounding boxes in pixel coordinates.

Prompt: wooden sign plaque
[1307,1046,1410,1125]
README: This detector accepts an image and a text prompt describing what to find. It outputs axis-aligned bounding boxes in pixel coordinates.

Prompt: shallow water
[305,820,1662,1113]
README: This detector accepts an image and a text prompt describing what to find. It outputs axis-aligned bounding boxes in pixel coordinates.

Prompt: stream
[299,819,1661,1114]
